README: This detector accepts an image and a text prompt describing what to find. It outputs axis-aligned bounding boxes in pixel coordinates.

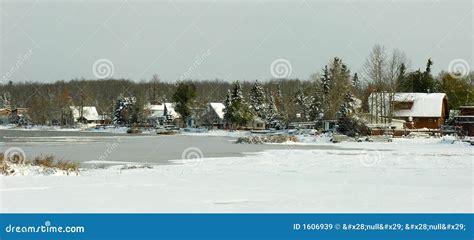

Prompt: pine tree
[250,80,266,119]
[294,87,311,121]
[113,96,135,126]
[352,73,359,89]
[223,89,233,124]
[172,82,197,126]
[265,90,278,127]
[228,81,253,127]
[339,92,355,119]
[321,65,330,96]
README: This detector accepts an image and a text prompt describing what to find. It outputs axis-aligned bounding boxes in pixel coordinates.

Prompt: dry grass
[32,155,80,172]
[0,153,79,176]
[0,153,11,175]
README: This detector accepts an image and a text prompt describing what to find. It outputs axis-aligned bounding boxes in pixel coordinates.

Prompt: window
[393,101,413,110]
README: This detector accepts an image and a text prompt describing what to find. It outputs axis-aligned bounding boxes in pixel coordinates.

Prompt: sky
[0,0,472,83]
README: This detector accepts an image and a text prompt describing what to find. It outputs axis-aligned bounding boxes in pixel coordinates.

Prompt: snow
[145,103,165,118]
[369,92,447,117]
[1,138,472,213]
[69,106,100,121]
[209,103,225,120]
[180,129,250,138]
[164,102,179,118]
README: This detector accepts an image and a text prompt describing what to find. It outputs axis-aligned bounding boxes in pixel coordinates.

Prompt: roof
[369,93,447,118]
[164,103,179,118]
[209,102,225,120]
[70,106,100,121]
[145,103,165,118]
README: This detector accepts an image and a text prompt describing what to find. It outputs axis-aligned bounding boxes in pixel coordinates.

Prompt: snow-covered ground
[1,137,472,213]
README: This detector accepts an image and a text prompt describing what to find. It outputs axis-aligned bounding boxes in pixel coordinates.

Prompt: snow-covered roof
[164,103,179,118]
[209,102,225,120]
[70,106,100,121]
[369,93,447,118]
[145,103,165,118]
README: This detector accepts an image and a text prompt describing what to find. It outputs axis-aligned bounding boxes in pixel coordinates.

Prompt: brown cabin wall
[412,117,444,129]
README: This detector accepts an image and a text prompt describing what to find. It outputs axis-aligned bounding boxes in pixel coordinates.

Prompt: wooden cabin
[369,93,449,129]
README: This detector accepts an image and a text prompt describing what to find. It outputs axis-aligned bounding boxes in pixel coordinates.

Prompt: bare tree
[364,45,409,125]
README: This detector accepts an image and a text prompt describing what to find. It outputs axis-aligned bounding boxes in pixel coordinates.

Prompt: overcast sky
[1,0,472,83]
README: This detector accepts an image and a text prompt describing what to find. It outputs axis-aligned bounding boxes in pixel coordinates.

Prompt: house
[144,103,165,125]
[164,103,179,121]
[69,106,101,124]
[454,106,474,136]
[0,108,11,124]
[249,117,266,130]
[368,93,448,129]
[204,102,225,129]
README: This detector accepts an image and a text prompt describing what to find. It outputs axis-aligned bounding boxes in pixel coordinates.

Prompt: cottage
[249,117,266,130]
[204,102,225,129]
[69,106,101,124]
[369,93,448,129]
[144,103,165,125]
[164,103,179,120]
[454,106,474,136]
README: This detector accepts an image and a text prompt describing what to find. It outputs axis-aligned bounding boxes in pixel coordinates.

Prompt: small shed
[454,106,474,136]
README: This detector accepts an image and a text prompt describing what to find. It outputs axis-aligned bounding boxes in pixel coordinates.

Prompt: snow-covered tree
[113,96,136,126]
[225,81,253,127]
[223,89,233,123]
[339,92,355,119]
[294,87,312,121]
[250,80,266,119]
[265,90,278,126]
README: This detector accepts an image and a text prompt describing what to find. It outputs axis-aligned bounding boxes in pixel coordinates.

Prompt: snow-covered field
[1,136,472,213]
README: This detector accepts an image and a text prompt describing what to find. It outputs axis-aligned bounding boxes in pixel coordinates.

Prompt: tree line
[0,45,472,127]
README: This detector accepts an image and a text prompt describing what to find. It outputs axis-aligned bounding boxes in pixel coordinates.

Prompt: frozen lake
[0,130,342,167]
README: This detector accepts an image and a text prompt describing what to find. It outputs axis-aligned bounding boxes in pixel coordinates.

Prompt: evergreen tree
[172,82,197,127]
[352,73,359,90]
[265,90,278,127]
[223,89,233,124]
[250,80,267,119]
[294,87,311,121]
[228,81,253,127]
[397,59,436,93]
[339,92,355,119]
[113,96,135,126]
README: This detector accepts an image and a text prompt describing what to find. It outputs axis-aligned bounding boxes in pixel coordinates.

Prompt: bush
[32,155,79,172]
[337,117,370,137]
